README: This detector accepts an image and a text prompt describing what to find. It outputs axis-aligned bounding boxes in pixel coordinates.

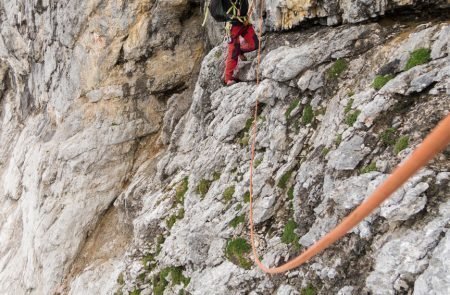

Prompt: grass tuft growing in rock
[213,171,221,181]
[372,74,394,90]
[286,98,300,119]
[230,214,245,228]
[254,158,263,168]
[175,177,189,204]
[166,208,185,229]
[196,179,212,199]
[243,191,250,203]
[302,105,314,125]
[327,58,348,79]
[117,273,125,285]
[287,186,294,200]
[142,253,155,271]
[153,267,190,295]
[335,134,342,146]
[344,98,354,114]
[223,186,235,202]
[380,127,397,146]
[278,170,293,190]
[360,162,377,174]
[345,110,361,126]
[405,48,431,71]
[281,220,301,251]
[394,136,409,154]
[301,284,317,295]
[225,238,252,269]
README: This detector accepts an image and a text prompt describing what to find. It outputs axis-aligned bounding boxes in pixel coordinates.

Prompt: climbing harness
[247,0,450,274]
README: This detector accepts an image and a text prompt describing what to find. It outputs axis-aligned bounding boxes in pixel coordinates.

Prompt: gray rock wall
[0,0,449,294]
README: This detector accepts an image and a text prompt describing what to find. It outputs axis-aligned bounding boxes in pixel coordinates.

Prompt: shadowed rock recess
[0,0,448,294]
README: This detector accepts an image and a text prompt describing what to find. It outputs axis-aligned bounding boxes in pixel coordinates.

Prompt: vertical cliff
[0,0,449,294]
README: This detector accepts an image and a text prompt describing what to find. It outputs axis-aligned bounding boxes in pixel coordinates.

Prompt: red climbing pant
[224,23,259,83]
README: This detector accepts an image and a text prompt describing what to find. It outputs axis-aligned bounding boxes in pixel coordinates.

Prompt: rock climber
[212,0,260,86]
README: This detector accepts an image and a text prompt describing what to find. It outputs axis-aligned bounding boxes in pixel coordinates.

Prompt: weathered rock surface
[0,1,449,295]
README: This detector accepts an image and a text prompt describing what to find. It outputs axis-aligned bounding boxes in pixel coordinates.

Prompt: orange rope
[247,0,450,275]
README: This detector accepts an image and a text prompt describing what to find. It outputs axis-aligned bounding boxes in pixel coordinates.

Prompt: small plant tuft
[225,238,252,269]
[278,170,293,190]
[230,214,245,228]
[344,98,354,114]
[302,105,314,125]
[405,48,431,71]
[153,267,190,295]
[117,273,125,285]
[223,186,236,203]
[213,171,221,181]
[281,220,301,251]
[244,117,254,133]
[394,136,409,154]
[175,177,189,204]
[301,284,317,295]
[196,179,212,199]
[335,134,342,146]
[380,128,397,146]
[287,187,294,200]
[286,98,300,119]
[327,58,348,79]
[322,147,330,156]
[345,110,361,126]
[360,162,377,174]
[373,74,394,90]
[166,208,185,229]
[254,158,263,168]
[142,254,155,271]
[243,191,250,203]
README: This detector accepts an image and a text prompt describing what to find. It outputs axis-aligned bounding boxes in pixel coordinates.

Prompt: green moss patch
[373,74,394,90]
[405,48,431,71]
[394,136,409,154]
[223,186,236,203]
[225,238,252,269]
[327,58,348,79]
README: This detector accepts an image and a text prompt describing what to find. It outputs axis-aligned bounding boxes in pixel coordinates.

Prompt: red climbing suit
[224,23,259,84]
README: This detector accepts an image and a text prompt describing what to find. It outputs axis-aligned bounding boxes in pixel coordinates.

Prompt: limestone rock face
[0,1,449,295]
[263,0,449,29]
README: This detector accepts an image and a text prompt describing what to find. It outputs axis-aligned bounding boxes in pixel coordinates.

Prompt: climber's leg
[224,24,243,84]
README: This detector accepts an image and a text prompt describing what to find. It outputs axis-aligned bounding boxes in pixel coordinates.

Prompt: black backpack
[208,0,227,22]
